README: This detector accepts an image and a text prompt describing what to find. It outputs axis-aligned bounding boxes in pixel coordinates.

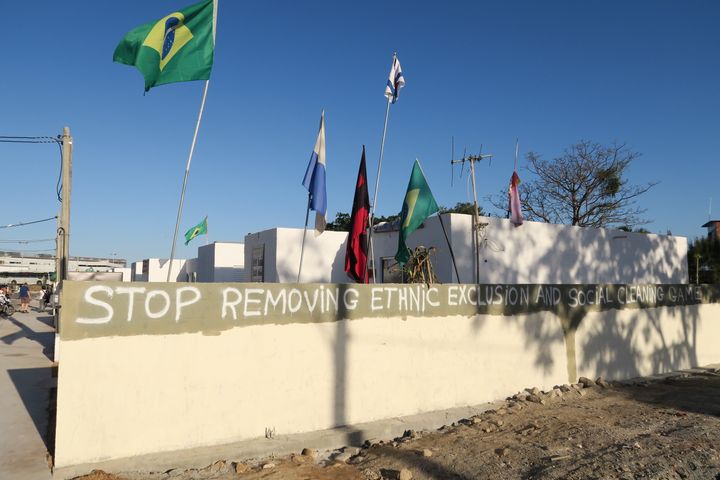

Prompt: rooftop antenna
[450,143,493,284]
[709,197,713,220]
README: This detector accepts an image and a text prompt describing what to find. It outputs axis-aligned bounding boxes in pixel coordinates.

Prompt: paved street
[0,306,55,480]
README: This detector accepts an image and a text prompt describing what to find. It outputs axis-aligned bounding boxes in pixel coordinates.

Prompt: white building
[132,242,246,283]
[196,242,246,282]
[0,251,127,285]
[244,229,349,283]
[243,214,689,285]
[131,258,189,282]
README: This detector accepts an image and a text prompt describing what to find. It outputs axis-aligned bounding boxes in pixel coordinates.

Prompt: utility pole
[450,149,492,284]
[57,126,72,284]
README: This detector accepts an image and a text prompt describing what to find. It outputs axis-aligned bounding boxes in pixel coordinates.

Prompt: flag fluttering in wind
[345,147,370,283]
[395,160,439,265]
[113,0,216,92]
[302,112,327,234]
[508,171,523,226]
[384,56,405,104]
[184,216,208,245]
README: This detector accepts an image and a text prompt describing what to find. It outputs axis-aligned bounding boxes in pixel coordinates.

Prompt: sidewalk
[0,307,55,480]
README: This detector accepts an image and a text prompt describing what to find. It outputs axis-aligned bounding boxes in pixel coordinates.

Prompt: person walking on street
[19,283,30,313]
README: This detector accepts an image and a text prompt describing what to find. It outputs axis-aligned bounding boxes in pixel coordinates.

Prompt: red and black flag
[345,146,370,283]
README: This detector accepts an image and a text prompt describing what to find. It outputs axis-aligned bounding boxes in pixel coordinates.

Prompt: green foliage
[439,202,485,216]
[688,236,720,284]
[325,212,351,232]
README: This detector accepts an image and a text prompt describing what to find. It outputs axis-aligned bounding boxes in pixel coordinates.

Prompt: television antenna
[450,138,493,284]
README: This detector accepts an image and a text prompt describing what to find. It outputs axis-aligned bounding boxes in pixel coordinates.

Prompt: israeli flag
[384,56,406,104]
[302,111,327,234]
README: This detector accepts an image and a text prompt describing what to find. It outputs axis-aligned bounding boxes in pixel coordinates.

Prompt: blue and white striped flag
[302,111,327,234]
[384,56,405,104]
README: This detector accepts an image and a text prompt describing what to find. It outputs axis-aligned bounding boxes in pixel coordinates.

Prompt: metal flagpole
[366,95,391,283]
[297,195,311,283]
[437,213,460,283]
[167,79,211,282]
[367,54,397,283]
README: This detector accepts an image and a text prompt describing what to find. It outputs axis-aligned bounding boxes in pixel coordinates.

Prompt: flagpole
[297,195,311,283]
[167,79,210,282]
[367,55,397,284]
[437,213,460,283]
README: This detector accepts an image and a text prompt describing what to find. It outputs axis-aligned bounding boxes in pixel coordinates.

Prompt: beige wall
[54,282,720,469]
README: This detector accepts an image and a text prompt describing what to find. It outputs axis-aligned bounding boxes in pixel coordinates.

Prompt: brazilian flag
[395,160,439,265]
[184,216,208,245]
[113,0,215,92]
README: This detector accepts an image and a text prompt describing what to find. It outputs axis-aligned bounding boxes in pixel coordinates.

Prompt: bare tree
[493,141,657,228]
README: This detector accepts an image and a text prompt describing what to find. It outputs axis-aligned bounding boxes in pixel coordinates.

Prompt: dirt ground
[75,369,720,480]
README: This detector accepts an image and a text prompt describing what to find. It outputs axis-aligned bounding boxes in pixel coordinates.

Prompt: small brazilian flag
[113,0,216,92]
[184,216,208,245]
[395,160,439,265]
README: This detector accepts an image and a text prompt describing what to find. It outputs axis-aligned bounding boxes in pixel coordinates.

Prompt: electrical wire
[0,216,57,229]
[0,238,55,244]
[0,248,55,253]
[0,134,64,202]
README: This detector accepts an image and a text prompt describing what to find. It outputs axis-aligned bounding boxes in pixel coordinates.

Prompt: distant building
[701,220,720,240]
[132,242,246,283]
[0,251,127,285]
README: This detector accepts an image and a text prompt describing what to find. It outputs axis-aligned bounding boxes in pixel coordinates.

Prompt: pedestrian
[19,283,30,313]
[40,285,52,313]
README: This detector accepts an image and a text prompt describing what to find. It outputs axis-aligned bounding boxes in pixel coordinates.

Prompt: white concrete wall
[54,292,720,470]
[244,229,349,283]
[372,214,688,284]
[55,311,568,467]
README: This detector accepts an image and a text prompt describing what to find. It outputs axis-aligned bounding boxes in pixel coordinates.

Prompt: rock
[472,417,483,425]
[380,468,413,480]
[525,387,541,396]
[234,463,249,473]
[578,376,597,388]
[291,454,306,465]
[399,468,413,480]
[345,447,361,456]
[422,449,433,457]
[363,468,381,480]
[578,389,587,397]
[559,384,572,393]
[301,447,318,459]
[334,451,353,463]
[493,419,504,427]
[552,388,563,398]
[403,429,417,439]
[495,447,508,457]
[596,377,610,388]
[209,460,227,473]
[571,383,584,391]
[262,462,276,470]
[527,394,545,404]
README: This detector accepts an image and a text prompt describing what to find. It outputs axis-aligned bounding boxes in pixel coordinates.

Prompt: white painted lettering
[76,285,114,324]
[115,286,146,322]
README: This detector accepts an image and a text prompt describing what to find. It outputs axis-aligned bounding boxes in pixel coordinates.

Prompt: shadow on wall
[494,223,699,384]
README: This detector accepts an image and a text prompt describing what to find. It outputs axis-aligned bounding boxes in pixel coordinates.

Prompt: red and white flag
[509,171,523,226]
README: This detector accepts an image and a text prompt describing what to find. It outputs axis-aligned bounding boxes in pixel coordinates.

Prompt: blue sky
[0,1,718,264]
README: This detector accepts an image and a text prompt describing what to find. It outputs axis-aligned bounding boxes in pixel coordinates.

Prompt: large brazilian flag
[395,160,440,265]
[113,0,215,92]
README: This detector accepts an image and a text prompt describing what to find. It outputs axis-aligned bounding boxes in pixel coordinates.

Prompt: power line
[0,216,57,229]
[0,134,64,202]
[0,238,55,244]
[0,248,55,254]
